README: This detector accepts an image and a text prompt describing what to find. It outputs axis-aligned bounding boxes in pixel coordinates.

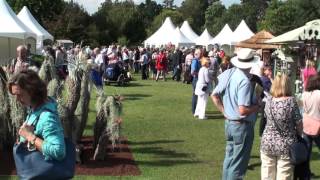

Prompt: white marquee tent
[0,0,36,64]
[266,19,320,43]
[180,21,199,42]
[211,24,233,45]
[195,28,213,47]
[18,6,54,54]
[231,20,254,44]
[144,17,176,47]
[171,27,195,48]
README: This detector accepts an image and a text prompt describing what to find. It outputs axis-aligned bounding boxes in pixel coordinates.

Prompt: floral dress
[260,96,302,158]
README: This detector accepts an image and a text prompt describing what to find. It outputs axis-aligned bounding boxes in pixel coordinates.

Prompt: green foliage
[205,2,227,35]
[258,0,300,35]
[117,36,129,46]
[221,4,246,30]
[178,0,209,34]
[162,0,174,8]
[291,0,320,25]
[147,9,184,36]
[7,0,320,47]
[45,2,91,44]
[93,0,146,45]
[7,0,64,25]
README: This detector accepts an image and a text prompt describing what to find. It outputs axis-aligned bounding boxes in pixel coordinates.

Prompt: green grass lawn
[4,74,320,180]
[78,74,320,180]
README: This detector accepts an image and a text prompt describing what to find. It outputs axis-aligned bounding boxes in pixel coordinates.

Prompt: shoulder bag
[13,109,76,180]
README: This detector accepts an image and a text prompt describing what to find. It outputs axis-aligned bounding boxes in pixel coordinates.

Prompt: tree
[93,0,147,45]
[138,0,162,25]
[258,0,300,35]
[7,0,65,26]
[240,0,271,32]
[292,0,320,25]
[205,1,227,35]
[221,4,247,30]
[147,9,184,36]
[45,1,91,44]
[163,0,174,8]
[179,0,209,34]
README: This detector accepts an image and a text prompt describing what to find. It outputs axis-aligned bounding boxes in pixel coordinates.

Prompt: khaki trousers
[260,152,294,180]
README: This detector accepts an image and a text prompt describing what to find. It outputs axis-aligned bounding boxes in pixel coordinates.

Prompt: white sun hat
[231,48,260,69]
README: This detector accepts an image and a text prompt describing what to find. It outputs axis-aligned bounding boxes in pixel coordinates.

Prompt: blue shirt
[191,58,201,77]
[213,68,257,122]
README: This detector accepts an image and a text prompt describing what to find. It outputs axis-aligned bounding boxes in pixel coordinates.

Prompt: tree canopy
[6,0,320,46]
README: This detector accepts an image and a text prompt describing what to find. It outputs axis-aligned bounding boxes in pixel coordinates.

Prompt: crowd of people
[4,42,320,180]
[210,48,320,180]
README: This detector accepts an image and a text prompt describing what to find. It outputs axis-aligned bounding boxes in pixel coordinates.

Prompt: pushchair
[104,61,130,86]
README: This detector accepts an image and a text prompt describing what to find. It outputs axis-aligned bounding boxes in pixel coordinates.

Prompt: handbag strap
[269,98,285,137]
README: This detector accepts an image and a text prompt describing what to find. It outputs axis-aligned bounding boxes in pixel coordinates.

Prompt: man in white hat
[211,48,262,180]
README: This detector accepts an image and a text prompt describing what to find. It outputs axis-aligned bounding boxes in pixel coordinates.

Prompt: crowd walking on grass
[2,42,320,180]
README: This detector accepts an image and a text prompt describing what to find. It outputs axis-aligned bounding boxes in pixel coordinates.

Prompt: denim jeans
[302,134,320,179]
[192,77,198,114]
[172,65,181,81]
[223,120,255,180]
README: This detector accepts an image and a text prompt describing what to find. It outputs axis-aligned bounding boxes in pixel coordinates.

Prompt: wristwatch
[27,135,37,151]
[30,135,37,146]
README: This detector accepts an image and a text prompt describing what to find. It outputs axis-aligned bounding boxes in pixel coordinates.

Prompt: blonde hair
[270,73,292,97]
[306,59,315,68]
[201,57,209,66]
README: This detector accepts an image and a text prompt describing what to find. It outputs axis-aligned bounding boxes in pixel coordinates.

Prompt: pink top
[302,67,317,88]
[302,90,320,120]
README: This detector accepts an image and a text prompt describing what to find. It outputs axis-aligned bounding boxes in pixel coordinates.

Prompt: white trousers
[260,152,294,180]
[194,93,209,119]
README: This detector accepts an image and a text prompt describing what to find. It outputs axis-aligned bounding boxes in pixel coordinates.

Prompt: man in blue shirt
[191,49,202,115]
[211,48,261,180]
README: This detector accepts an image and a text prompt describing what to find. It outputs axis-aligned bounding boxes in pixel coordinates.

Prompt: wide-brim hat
[231,48,260,69]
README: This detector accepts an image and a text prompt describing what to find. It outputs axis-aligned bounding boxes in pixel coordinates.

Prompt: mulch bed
[0,136,141,176]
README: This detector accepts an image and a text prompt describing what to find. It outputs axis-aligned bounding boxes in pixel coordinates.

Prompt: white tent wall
[0,36,36,65]
[17,6,54,54]
[221,44,235,57]
[0,37,10,64]
[195,29,213,49]
[25,37,36,54]
[144,17,176,47]
[180,21,199,42]
[0,37,21,65]
[231,20,254,44]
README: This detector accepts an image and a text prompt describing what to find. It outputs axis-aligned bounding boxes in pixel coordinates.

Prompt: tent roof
[232,20,254,44]
[236,30,280,49]
[0,0,36,39]
[180,21,199,41]
[172,27,195,44]
[266,19,320,43]
[145,17,176,45]
[195,28,213,46]
[212,24,233,45]
[18,6,53,40]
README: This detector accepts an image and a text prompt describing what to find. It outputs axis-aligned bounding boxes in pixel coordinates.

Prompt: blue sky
[71,0,240,14]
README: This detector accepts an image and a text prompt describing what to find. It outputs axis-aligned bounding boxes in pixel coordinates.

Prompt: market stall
[267,19,320,95]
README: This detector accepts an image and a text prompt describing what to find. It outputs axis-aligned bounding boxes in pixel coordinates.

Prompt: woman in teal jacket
[8,69,66,161]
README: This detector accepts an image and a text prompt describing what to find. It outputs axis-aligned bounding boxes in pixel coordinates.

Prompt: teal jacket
[22,97,66,161]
